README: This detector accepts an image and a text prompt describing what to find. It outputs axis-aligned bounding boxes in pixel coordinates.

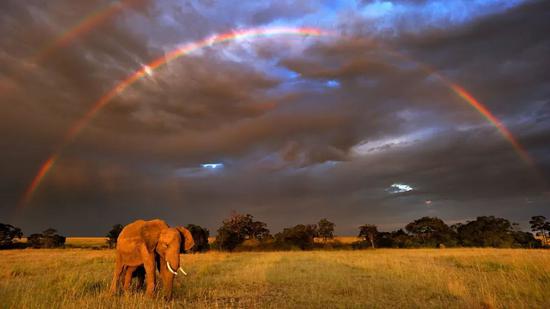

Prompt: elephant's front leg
[159,260,175,299]
[141,247,156,297]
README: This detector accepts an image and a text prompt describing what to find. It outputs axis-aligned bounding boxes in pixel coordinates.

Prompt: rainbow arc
[19,26,535,209]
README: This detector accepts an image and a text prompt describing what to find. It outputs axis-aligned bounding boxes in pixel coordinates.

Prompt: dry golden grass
[65,237,109,248]
[1,247,549,308]
[314,236,359,244]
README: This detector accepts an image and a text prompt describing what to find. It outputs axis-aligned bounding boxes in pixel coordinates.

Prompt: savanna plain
[1,239,549,309]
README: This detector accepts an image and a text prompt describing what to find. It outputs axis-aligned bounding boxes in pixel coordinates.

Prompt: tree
[317,218,335,242]
[0,223,23,249]
[186,224,210,252]
[106,224,124,248]
[529,216,548,245]
[27,228,65,248]
[215,213,270,251]
[405,217,457,247]
[275,224,318,250]
[358,224,378,248]
[249,220,270,241]
[457,216,516,247]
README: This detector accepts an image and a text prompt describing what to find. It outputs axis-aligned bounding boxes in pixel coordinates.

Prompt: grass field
[1,246,550,308]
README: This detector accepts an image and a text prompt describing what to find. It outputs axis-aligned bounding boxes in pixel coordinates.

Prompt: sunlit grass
[1,248,549,308]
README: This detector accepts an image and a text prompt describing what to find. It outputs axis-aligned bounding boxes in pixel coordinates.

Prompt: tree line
[208,213,550,251]
[2,214,549,250]
[0,225,65,249]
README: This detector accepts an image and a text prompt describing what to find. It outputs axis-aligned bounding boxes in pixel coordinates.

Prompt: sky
[1,0,549,236]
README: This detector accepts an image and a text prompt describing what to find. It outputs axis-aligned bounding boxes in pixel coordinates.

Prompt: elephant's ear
[176,227,195,252]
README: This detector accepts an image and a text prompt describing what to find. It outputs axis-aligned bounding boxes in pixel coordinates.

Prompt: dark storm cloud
[1,0,549,235]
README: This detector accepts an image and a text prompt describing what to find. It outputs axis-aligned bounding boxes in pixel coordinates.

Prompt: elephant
[109,219,195,298]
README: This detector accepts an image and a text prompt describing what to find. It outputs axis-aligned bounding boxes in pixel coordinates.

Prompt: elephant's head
[156,227,194,272]
[154,227,195,298]
[156,228,182,275]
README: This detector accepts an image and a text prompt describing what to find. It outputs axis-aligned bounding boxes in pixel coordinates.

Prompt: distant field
[1,248,549,308]
[15,237,109,248]
[207,236,360,245]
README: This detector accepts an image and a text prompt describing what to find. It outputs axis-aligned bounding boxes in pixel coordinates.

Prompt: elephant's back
[118,220,146,240]
[117,219,169,251]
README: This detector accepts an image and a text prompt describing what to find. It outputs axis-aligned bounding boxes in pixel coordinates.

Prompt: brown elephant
[109,219,195,298]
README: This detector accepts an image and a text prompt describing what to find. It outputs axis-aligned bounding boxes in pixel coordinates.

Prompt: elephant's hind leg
[123,266,138,292]
[109,254,124,295]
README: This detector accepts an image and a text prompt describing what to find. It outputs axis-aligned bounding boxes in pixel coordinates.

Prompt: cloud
[0,0,548,235]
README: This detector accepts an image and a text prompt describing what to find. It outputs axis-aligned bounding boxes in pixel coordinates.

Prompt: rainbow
[19,27,535,208]
[19,27,328,208]
[384,48,535,167]
[449,83,534,166]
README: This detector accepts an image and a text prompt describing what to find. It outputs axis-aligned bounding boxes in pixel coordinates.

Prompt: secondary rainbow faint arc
[19,26,534,209]
[1,1,129,94]
[32,2,126,64]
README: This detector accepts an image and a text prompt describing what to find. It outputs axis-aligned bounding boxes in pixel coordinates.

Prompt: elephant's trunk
[166,261,178,275]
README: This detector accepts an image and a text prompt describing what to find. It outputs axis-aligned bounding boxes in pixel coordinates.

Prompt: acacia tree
[405,217,457,247]
[317,218,335,242]
[529,216,548,245]
[215,212,270,251]
[358,224,378,248]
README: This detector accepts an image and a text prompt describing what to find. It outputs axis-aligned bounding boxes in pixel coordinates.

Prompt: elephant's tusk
[166,261,178,275]
[178,267,187,276]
